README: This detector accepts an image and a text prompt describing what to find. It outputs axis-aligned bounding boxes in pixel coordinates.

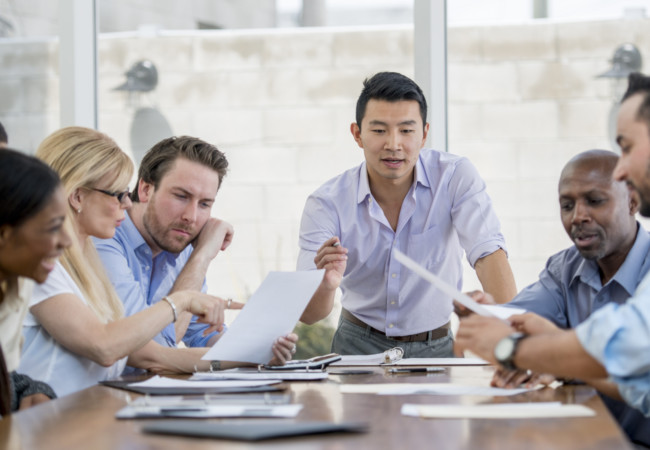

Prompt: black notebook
[141,420,368,441]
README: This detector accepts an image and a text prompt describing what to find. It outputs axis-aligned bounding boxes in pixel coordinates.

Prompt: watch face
[495,336,515,362]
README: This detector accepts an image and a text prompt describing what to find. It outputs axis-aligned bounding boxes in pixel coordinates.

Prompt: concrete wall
[2,18,649,313]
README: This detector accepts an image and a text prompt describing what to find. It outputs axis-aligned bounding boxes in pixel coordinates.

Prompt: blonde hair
[36,127,133,323]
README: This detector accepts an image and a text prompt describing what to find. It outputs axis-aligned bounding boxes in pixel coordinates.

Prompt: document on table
[340,383,535,396]
[394,249,525,319]
[117,403,303,419]
[401,402,596,419]
[202,270,325,364]
[191,369,328,382]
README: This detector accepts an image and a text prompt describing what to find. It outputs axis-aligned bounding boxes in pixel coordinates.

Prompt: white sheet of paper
[116,404,303,419]
[401,402,595,419]
[340,383,535,396]
[202,270,325,363]
[483,304,526,320]
[191,371,328,382]
[393,249,498,318]
[129,375,281,389]
[393,358,489,366]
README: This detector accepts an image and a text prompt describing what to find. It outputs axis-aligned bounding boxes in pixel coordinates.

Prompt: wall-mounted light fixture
[597,43,642,151]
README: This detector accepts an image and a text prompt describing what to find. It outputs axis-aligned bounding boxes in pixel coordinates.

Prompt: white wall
[2,18,649,312]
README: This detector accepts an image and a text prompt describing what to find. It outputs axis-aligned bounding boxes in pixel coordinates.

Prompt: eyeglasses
[91,188,131,204]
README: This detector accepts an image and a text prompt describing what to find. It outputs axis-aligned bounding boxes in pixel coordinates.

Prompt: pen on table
[388,367,445,374]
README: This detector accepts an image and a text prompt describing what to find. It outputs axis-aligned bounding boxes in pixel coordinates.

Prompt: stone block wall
[2,18,650,310]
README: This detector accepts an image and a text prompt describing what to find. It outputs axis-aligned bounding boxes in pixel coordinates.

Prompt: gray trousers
[331,315,454,358]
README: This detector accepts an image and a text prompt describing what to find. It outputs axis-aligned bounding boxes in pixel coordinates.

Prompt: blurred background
[2,0,649,356]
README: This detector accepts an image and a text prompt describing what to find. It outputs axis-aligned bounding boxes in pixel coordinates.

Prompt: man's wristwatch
[210,360,221,372]
[494,332,526,371]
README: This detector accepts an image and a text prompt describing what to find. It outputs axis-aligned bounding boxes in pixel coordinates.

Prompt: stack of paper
[117,403,302,419]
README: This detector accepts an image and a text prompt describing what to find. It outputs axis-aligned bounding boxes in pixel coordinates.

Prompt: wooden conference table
[0,365,632,450]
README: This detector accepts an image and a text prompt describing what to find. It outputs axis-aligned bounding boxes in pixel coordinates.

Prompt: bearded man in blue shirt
[95,136,298,371]
[297,72,517,357]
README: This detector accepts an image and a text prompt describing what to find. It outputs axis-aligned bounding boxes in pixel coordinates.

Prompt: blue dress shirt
[94,212,215,349]
[298,148,507,335]
[509,225,650,440]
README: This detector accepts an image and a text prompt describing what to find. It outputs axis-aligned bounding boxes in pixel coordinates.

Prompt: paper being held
[202,270,324,364]
[393,249,521,319]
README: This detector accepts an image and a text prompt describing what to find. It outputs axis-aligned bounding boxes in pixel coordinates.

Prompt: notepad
[401,402,596,419]
[340,383,536,396]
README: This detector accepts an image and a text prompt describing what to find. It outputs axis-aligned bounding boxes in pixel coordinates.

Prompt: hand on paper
[454,315,513,363]
[268,333,299,366]
[508,313,559,336]
[314,237,347,291]
[490,366,556,389]
[172,291,243,335]
[453,290,496,317]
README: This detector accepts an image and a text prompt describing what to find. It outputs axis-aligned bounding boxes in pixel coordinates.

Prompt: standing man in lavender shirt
[297,72,516,357]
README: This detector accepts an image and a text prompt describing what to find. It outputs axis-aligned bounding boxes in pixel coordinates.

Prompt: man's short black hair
[355,72,427,129]
[622,72,650,131]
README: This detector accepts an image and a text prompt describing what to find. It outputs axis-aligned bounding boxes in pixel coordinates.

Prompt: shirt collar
[571,223,650,296]
[356,153,431,205]
[611,223,650,296]
[121,210,150,254]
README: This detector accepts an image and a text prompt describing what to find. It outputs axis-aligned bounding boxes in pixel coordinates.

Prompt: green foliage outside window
[293,322,335,359]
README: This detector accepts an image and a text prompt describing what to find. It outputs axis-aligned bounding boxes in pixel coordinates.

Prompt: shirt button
[390,301,395,305]
[389,324,394,328]
[391,273,397,278]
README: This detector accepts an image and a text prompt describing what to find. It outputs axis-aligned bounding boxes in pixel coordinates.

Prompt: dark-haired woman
[0,148,71,416]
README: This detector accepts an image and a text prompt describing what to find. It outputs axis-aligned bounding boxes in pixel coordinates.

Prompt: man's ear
[68,188,84,212]
[137,179,154,203]
[350,123,363,149]
[629,186,640,215]
[0,224,12,248]
[421,122,430,146]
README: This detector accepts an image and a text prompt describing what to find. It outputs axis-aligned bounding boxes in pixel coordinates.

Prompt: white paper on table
[129,375,281,389]
[340,383,535,396]
[116,403,303,419]
[191,370,328,382]
[392,358,489,366]
[202,270,325,364]
[401,402,595,419]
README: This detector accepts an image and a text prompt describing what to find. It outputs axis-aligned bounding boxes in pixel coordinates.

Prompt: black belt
[341,309,450,342]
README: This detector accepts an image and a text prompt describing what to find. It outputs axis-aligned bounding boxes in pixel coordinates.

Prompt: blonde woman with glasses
[19,127,296,397]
